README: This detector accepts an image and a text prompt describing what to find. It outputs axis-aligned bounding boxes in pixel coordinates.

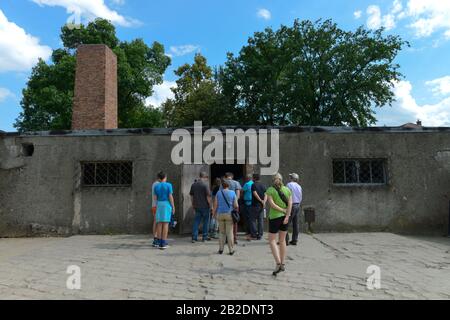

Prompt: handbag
[221,190,240,223]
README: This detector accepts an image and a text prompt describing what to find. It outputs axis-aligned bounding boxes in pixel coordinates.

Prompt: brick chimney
[72,44,118,130]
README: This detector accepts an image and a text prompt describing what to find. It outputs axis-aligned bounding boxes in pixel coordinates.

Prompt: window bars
[82,162,133,187]
[333,159,386,185]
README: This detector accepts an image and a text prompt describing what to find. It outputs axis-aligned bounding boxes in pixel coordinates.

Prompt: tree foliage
[15,18,408,130]
[15,19,170,132]
[220,19,408,126]
[162,54,233,127]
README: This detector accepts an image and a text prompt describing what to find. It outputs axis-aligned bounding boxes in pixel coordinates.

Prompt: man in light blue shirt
[242,174,254,240]
[286,173,303,245]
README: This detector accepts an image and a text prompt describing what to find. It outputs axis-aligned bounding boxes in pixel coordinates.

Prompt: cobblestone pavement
[0,233,449,300]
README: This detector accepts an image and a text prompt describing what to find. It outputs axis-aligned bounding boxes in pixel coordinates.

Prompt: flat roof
[1,126,450,137]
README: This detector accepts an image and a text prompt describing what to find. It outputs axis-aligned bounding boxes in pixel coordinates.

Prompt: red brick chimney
[72,44,118,130]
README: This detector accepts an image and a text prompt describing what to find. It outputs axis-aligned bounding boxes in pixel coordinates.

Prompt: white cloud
[392,80,450,126]
[32,0,137,27]
[146,80,176,108]
[169,45,200,57]
[445,30,450,39]
[0,10,52,73]
[426,76,450,96]
[110,0,125,5]
[366,5,396,30]
[392,0,403,15]
[363,0,450,39]
[383,13,396,30]
[405,0,450,38]
[0,88,14,103]
[354,10,362,19]
[257,8,271,20]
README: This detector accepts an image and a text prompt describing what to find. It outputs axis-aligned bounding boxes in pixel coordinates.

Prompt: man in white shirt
[286,173,303,245]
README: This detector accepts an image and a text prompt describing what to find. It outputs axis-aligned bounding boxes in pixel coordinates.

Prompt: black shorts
[269,216,288,234]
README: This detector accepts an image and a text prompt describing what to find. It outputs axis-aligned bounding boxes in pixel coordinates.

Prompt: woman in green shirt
[265,173,292,276]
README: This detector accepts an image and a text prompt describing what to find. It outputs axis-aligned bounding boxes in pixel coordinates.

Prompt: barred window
[82,162,133,187]
[333,159,386,185]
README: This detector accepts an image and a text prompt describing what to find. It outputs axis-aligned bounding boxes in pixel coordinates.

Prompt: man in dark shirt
[190,172,212,243]
[250,173,267,240]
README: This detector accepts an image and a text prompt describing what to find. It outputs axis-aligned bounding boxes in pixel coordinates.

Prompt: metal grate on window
[82,162,133,187]
[332,159,386,185]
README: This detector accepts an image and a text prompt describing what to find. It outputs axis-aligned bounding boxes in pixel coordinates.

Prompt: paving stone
[0,233,448,300]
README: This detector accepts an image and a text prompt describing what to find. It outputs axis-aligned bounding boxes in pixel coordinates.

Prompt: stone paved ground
[0,233,449,300]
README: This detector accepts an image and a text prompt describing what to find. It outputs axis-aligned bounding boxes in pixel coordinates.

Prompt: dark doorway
[210,163,247,233]
[210,163,245,185]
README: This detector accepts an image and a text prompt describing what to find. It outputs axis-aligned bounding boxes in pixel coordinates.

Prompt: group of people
[151,170,303,276]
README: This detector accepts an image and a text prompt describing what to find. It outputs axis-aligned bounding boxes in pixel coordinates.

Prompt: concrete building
[1,45,449,237]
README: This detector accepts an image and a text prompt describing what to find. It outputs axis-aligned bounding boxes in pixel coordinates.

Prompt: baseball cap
[289,173,300,180]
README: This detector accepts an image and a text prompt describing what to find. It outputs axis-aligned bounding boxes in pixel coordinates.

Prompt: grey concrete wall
[1,129,449,237]
[0,134,181,237]
[273,131,450,235]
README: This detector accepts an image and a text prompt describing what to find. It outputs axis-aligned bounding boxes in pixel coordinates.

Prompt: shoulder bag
[221,190,240,223]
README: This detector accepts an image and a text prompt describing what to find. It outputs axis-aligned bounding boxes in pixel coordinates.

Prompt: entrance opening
[210,163,245,185]
[210,162,247,233]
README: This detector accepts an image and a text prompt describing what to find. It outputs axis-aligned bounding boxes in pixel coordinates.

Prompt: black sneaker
[218,250,223,255]
[289,241,298,246]
[272,264,282,276]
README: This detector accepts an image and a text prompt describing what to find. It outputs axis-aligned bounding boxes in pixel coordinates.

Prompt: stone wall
[0,132,180,237]
[1,128,449,237]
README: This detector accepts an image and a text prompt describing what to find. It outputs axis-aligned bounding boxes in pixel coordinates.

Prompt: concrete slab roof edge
[1,126,450,137]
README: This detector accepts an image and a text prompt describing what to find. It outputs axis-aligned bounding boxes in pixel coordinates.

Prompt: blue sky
[1,0,450,131]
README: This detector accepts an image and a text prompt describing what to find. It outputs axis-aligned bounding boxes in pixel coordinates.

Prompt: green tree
[15,19,170,132]
[220,19,408,126]
[162,54,233,127]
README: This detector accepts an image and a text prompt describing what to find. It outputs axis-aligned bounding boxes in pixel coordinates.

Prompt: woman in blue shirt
[213,179,238,255]
[153,171,175,250]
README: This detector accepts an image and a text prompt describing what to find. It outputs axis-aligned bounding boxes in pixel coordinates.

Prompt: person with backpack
[265,173,292,276]
[213,179,238,255]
